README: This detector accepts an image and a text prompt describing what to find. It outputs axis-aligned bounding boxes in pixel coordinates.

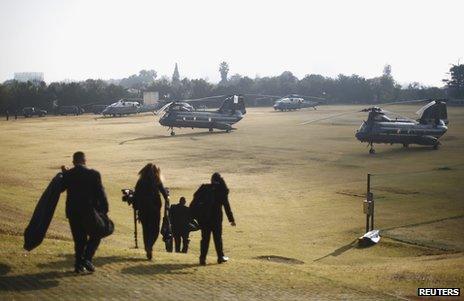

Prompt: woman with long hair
[134,163,169,260]
[199,172,236,265]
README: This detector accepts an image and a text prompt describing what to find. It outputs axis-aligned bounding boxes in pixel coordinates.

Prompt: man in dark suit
[62,151,108,273]
[198,173,235,266]
[170,197,190,253]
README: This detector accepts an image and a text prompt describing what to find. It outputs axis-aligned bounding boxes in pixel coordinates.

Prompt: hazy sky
[0,0,462,86]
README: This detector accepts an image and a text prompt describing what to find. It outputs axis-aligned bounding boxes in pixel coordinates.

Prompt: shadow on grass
[313,239,359,262]
[119,131,229,145]
[37,254,147,269]
[121,263,198,275]
[0,270,84,292]
[356,145,436,157]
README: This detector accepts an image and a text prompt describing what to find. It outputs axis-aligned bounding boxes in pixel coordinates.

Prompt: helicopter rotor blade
[177,95,228,103]
[378,98,431,107]
[301,98,436,125]
[243,94,283,99]
[155,102,173,115]
[299,95,326,100]
[299,110,359,125]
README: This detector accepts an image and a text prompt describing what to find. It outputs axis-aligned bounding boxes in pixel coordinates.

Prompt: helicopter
[156,95,246,136]
[303,99,448,154]
[272,94,324,111]
[102,99,141,116]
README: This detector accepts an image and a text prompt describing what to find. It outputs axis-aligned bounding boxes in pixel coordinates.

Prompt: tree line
[1,63,463,113]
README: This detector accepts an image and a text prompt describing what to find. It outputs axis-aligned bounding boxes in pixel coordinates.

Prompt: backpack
[189,184,214,222]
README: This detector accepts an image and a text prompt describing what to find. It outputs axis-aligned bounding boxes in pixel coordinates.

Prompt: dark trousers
[173,231,189,253]
[200,222,224,260]
[69,217,101,266]
[140,212,160,252]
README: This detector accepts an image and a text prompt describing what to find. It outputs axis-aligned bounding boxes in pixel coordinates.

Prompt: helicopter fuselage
[273,97,318,111]
[102,100,141,116]
[355,119,447,146]
[159,110,244,131]
[355,100,448,153]
[157,95,246,135]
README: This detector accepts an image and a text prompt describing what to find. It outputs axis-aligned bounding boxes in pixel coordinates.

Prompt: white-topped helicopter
[102,99,141,116]
[272,94,324,111]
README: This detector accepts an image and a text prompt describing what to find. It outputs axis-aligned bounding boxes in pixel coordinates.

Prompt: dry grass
[0,105,463,300]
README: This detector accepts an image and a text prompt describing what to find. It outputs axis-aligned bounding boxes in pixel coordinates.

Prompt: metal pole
[366,173,371,233]
[133,207,138,249]
[371,197,374,231]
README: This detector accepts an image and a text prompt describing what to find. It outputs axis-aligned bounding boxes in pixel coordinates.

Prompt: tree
[278,71,298,95]
[172,63,180,84]
[444,64,464,99]
[190,79,213,98]
[119,69,157,89]
[370,64,400,102]
[0,67,450,113]
[219,61,229,84]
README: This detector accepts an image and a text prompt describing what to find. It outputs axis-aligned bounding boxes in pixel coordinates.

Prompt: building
[143,91,159,105]
[14,72,44,83]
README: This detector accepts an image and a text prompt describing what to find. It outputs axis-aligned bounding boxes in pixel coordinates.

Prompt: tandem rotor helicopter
[155,94,246,136]
[302,99,449,154]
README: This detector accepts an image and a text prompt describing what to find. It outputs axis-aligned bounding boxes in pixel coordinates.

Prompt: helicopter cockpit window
[171,104,194,112]
[373,114,391,122]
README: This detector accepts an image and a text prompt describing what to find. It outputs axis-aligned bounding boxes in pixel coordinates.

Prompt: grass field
[0,105,463,300]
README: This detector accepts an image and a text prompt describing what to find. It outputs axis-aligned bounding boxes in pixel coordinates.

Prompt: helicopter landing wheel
[403,144,409,148]
[226,129,230,133]
[170,131,175,136]
[368,142,376,154]
[433,143,440,150]
[209,128,213,132]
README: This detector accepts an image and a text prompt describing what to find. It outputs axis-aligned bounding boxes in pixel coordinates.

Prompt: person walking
[196,172,235,266]
[170,197,191,253]
[134,163,169,260]
[62,151,109,273]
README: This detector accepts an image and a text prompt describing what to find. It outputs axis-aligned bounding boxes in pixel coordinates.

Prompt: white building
[14,72,44,82]
[143,91,159,105]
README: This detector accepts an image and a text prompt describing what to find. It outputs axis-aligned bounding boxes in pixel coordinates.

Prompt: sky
[0,0,462,86]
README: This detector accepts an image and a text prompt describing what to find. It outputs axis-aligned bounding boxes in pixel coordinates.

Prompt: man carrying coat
[62,151,109,273]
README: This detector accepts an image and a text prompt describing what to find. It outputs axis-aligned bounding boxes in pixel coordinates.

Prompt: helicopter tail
[417,100,448,125]
[218,95,246,115]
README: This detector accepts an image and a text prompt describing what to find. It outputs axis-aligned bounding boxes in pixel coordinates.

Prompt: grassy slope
[0,105,463,300]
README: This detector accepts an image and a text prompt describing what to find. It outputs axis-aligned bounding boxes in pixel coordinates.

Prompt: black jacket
[134,178,168,218]
[211,183,234,224]
[170,204,190,233]
[62,165,108,218]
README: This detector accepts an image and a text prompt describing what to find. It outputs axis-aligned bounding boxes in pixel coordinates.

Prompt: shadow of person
[0,263,11,276]
[37,254,147,270]
[121,263,198,276]
[0,270,80,292]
